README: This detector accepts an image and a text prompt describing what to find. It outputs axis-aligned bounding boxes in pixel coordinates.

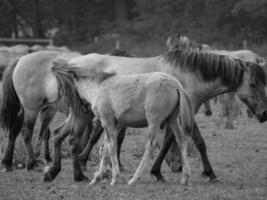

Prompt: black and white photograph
[0,0,266,199]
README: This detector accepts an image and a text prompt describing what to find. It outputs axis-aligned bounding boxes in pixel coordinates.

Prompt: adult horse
[0,51,83,171]
[167,33,267,124]
[43,48,267,182]
[52,63,195,186]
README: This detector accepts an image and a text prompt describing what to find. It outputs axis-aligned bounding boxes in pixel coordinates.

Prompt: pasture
[0,104,266,200]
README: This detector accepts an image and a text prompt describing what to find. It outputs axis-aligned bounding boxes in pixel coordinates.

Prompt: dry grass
[0,102,266,200]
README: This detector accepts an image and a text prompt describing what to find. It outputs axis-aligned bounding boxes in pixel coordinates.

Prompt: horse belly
[117,109,148,128]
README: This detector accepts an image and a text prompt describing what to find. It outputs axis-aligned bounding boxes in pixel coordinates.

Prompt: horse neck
[189,80,230,113]
[167,66,230,113]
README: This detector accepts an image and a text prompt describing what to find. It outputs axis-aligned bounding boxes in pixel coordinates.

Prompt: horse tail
[51,60,85,117]
[177,89,195,134]
[0,58,24,131]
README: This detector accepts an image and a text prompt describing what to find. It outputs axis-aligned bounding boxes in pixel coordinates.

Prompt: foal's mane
[163,49,266,89]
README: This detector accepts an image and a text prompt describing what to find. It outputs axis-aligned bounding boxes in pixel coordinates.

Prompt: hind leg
[128,125,159,185]
[34,106,56,162]
[117,127,126,171]
[191,122,217,181]
[44,115,72,182]
[79,117,94,171]
[1,112,23,171]
[91,119,120,186]
[169,121,191,185]
[79,118,103,164]
[68,115,89,181]
[21,109,39,170]
[43,129,52,163]
[150,127,174,181]
[90,134,109,185]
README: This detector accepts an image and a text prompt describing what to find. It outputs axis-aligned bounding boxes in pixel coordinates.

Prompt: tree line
[0,0,266,46]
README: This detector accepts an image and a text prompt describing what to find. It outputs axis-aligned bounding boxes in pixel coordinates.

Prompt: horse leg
[128,125,157,185]
[169,121,191,185]
[21,110,39,170]
[44,116,71,182]
[1,112,23,171]
[150,127,178,181]
[117,127,126,171]
[105,125,120,186]
[33,106,56,162]
[43,129,52,163]
[69,116,88,181]
[191,122,217,181]
[79,118,103,165]
[90,134,109,185]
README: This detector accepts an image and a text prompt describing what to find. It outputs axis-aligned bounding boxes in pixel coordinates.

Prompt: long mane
[162,49,266,89]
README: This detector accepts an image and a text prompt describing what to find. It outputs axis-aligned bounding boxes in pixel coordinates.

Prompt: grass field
[0,103,266,200]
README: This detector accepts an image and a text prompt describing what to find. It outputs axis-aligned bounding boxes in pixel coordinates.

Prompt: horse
[0,49,177,173]
[43,48,267,183]
[0,50,84,171]
[167,33,267,123]
[52,62,196,186]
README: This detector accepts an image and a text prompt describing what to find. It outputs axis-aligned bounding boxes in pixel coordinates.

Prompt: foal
[52,62,195,186]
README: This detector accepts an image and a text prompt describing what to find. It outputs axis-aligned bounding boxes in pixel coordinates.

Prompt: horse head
[235,62,267,122]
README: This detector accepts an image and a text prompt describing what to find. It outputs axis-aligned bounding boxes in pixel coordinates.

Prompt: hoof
[1,163,13,172]
[44,171,54,182]
[1,166,13,172]
[150,170,166,182]
[110,180,116,186]
[44,168,60,182]
[127,179,135,186]
[26,158,45,171]
[209,177,220,183]
[45,156,52,163]
[171,165,183,173]
[181,176,189,185]
[205,110,212,116]
[74,174,89,182]
[157,176,166,182]
[202,170,217,181]
[89,177,100,185]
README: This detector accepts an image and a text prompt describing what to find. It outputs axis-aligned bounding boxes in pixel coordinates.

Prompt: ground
[0,106,267,200]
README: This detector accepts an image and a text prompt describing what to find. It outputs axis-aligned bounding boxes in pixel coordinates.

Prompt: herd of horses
[0,34,267,187]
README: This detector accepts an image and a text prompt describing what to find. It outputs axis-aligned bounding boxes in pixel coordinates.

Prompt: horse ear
[176,32,181,39]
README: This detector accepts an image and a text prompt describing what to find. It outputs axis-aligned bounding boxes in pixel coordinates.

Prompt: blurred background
[0,0,267,56]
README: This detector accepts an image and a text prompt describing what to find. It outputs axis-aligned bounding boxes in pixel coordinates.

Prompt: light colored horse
[52,63,195,185]
[43,48,267,183]
[168,34,267,126]
[0,51,83,171]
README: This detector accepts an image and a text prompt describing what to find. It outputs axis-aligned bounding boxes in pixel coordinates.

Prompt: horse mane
[162,49,266,89]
